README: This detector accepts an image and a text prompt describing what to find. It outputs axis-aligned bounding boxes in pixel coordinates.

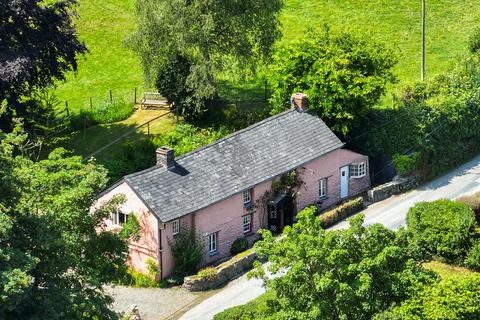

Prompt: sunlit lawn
[424,260,473,278]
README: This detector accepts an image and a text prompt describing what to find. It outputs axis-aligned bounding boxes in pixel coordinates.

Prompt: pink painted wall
[97,148,370,279]
[95,182,159,274]
[296,148,371,212]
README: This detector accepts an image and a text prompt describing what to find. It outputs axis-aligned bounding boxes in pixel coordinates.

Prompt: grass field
[54,0,143,112]
[54,0,480,114]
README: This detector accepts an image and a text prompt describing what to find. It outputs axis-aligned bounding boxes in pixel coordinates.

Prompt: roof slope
[125,109,343,222]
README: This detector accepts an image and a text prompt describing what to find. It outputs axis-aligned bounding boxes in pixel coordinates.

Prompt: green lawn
[280,0,480,87]
[53,0,143,113]
[54,0,480,113]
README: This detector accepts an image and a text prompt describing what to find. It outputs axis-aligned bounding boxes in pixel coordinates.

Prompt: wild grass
[424,260,473,279]
[69,98,135,130]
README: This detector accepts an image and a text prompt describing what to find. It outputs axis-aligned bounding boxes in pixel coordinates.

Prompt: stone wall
[183,250,258,291]
[367,176,418,203]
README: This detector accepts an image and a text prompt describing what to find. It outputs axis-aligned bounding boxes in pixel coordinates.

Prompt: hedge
[318,197,364,228]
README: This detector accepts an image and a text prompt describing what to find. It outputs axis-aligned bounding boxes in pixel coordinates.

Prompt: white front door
[340,166,349,198]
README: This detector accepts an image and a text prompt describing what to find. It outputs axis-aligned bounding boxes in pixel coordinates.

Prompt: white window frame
[172,219,180,236]
[243,188,252,204]
[319,178,327,198]
[349,162,366,178]
[242,214,252,234]
[208,232,218,254]
[112,211,128,225]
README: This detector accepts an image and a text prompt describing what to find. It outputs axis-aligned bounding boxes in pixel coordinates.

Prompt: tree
[130,0,283,121]
[406,200,476,263]
[0,0,86,132]
[269,27,397,136]
[252,208,435,320]
[0,118,128,319]
[375,274,480,320]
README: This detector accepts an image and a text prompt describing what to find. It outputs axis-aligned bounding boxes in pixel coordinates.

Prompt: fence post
[134,87,137,104]
[65,101,69,117]
[109,90,113,103]
[89,97,93,110]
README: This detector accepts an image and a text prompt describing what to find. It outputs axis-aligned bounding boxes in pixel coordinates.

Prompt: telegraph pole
[421,0,426,81]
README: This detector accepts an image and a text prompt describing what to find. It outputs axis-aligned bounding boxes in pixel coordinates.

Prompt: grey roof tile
[124,109,343,222]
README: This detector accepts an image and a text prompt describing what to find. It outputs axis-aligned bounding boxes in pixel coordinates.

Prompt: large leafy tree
[0,118,128,319]
[269,27,397,136]
[130,0,283,121]
[0,0,86,132]
[252,208,435,320]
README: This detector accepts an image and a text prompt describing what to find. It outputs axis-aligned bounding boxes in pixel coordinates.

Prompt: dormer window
[243,188,252,205]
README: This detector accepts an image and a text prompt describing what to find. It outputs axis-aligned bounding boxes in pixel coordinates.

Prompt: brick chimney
[156,146,175,170]
[291,93,309,112]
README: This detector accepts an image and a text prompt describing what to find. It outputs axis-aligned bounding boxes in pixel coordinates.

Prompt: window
[319,178,327,198]
[208,232,218,254]
[243,188,252,204]
[172,219,180,236]
[350,162,366,178]
[243,214,252,234]
[112,211,128,225]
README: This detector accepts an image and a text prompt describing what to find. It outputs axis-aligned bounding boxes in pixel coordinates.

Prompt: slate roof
[123,109,344,222]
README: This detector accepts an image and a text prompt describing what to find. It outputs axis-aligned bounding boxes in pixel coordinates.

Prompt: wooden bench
[141,92,169,109]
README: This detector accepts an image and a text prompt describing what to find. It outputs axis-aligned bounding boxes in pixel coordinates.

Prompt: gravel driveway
[106,285,207,320]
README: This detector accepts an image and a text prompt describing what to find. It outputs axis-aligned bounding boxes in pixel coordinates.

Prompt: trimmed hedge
[213,291,278,320]
[318,197,364,228]
[406,200,476,263]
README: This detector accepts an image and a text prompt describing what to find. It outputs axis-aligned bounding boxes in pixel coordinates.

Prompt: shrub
[230,237,249,256]
[456,192,480,224]
[464,241,480,271]
[374,274,480,320]
[392,152,420,176]
[406,200,476,263]
[169,227,204,278]
[119,214,141,241]
[318,197,364,228]
[116,268,163,288]
[197,267,218,281]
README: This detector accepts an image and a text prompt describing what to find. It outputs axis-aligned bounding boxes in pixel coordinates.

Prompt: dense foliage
[0,122,128,319]
[406,200,476,263]
[213,291,278,320]
[375,274,480,320]
[130,0,283,121]
[269,27,397,135]
[169,227,204,279]
[456,191,480,224]
[250,208,435,320]
[0,0,86,132]
[350,50,480,179]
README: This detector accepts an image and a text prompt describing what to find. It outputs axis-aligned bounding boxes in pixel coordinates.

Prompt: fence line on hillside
[81,110,172,162]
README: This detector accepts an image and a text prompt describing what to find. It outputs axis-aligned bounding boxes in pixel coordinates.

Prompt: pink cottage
[95,94,371,279]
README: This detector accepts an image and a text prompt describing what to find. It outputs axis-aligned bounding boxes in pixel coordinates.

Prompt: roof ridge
[176,108,297,161]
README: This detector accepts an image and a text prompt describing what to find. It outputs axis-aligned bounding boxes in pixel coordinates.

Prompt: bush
[374,274,480,320]
[456,192,480,224]
[406,200,476,263]
[318,197,364,228]
[169,227,204,278]
[392,152,420,176]
[70,98,134,130]
[230,237,249,256]
[197,267,218,281]
[464,241,480,271]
